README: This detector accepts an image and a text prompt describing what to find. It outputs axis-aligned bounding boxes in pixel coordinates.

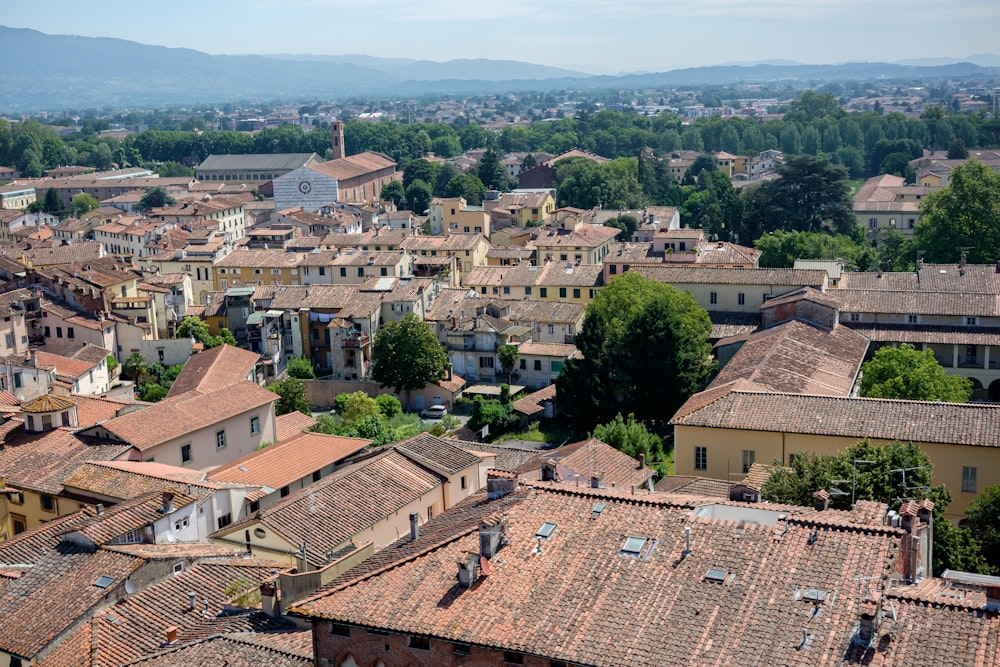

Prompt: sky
[5,0,999,75]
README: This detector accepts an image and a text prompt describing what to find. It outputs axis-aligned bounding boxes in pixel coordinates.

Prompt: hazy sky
[5,0,999,74]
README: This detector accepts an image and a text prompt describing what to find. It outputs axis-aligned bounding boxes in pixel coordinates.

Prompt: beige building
[463,262,604,305]
[401,232,491,284]
[533,215,618,265]
[210,434,487,570]
[427,197,490,236]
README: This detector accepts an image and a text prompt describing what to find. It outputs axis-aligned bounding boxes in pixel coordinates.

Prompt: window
[453,643,472,655]
[41,494,56,513]
[409,636,431,650]
[11,514,27,535]
[695,446,707,471]
[13,371,21,389]
[44,326,50,337]
[461,475,467,490]
[250,416,260,435]
[503,286,510,295]
[56,326,63,338]
[610,264,617,275]
[967,317,978,326]
[962,466,977,493]
[742,449,755,474]
[907,315,919,324]
[524,286,532,296]
[329,623,351,637]
[965,346,978,365]
[551,360,563,373]
[621,536,648,557]
[908,218,916,229]
[573,288,581,299]
[479,356,495,368]
[738,293,745,306]
[380,267,388,277]
[539,288,547,298]
[357,267,364,277]
[559,254,567,261]
[181,444,192,463]
[559,287,567,298]
[340,267,347,277]
[319,266,325,275]
[254,268,263,275]
[216,430,227,449]
[503,651,525,665]
[534,360,542,371]
[216,513,232,529]
[4,332,12,348]
[710,292,718,305]
[61,411,70,427]
[271,269,281,275]
[280,486,290,497]
[548,324,555,335]
[850,313,860,321]
[868,218,878,229]
[313,470,321,483]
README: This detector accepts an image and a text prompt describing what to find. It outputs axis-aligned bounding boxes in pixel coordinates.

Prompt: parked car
[421,404,448,419]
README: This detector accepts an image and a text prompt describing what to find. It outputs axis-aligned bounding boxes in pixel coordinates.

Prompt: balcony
[342,333,370,349]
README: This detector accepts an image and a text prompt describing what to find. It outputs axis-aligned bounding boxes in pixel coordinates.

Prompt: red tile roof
[207,431,371,489]
[91,381,277,452]
[0,426,132,493]
[274,411,319,441]
[292,485,903,667]
[522,438,654,489]
[116,631,314,666]
[214,448,446,568]
[166,344,261,398]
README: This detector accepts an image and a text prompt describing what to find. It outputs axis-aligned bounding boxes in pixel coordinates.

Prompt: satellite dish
[124,577,135,595]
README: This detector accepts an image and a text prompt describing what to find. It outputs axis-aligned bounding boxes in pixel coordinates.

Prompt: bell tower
[330,120,344,160]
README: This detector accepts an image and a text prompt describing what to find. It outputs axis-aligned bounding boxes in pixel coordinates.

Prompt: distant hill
[1,26,998,113]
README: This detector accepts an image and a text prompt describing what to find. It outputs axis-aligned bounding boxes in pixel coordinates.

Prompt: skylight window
[535,522,557,539]
[621,536,647,556]
[590,503,605,519]
[803,588,827,602]
[705,568,728,583]
[93,575,116,589]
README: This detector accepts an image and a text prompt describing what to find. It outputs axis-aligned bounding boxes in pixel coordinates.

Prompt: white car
[421,405,448,419]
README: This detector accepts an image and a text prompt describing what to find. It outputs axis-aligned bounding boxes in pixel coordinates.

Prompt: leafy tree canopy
[754,229,876,271]
[268,376,311,416]
[965,485,1000,574]
[136,186,176,213]
[913,159,1000,264]
[556,272,715,431]
[743,154,855,236]
[372,313,449,406]
[591,413,665,471]
[859,344,972,402]
[286,355,316,380]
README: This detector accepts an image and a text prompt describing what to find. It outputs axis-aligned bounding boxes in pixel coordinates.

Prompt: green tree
[444,173,487,205]
[350,413,395,446]
[339,391,381,425]
[268,376,311,416]
[371,313,449,409]
[468,396,518,436]
[106,355,119,375]
[603,214,639,241]
[375,393,402,419]
[41,188,67,217]
[286,355,316,380]
[913,159,1000,264]
[217,328,237,347]
[754,230,876,271]
[380,180,405,207]
[556,272,715,431]
[404,179,433,215]
[70,193,99,218]
[859,344,972,402]
[475,148,511,191]
[497,345,520,384]
[965,485,1000,573]
[139,384,168,402]
[946,138,969,160]
[136,186,176,213]
[743,154,856,235]
[176,316,219,348]
[591,413,665,469]
[122,353,147,383]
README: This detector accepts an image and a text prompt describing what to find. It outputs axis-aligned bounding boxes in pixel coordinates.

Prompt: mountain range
[1,26,998,114]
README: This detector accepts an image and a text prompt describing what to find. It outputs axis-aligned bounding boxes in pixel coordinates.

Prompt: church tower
[330,120,344,160]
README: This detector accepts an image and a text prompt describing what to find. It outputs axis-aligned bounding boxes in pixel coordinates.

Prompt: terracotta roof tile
[165,344,261,398]
[523,438,654,489]
[292,485,903,667]
[633,265,828,286]
[93,382,276,452]
[207,431,371,489]
[671,389,1000,447]
[274,411,318,441]
[64,461,246,502]
[708,319,869,397]
[0,426,132,493]
[393,433,483,475]
[119,631,314,666]
[214,449,446,568]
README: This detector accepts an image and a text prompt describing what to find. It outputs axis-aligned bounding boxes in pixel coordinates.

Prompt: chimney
[898,501,930,582]
[260,580,279,618]
[187,591,197,612]
[858,597,881,644]
[160,492,174,514]
[812,490,830,511]
[479,514,508,559]
[95,503,105,516]
[590,472,605,489]
[164,626,178,644]
[409,512,420,541]
[457,553,479,588]
[638,453,645,469]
